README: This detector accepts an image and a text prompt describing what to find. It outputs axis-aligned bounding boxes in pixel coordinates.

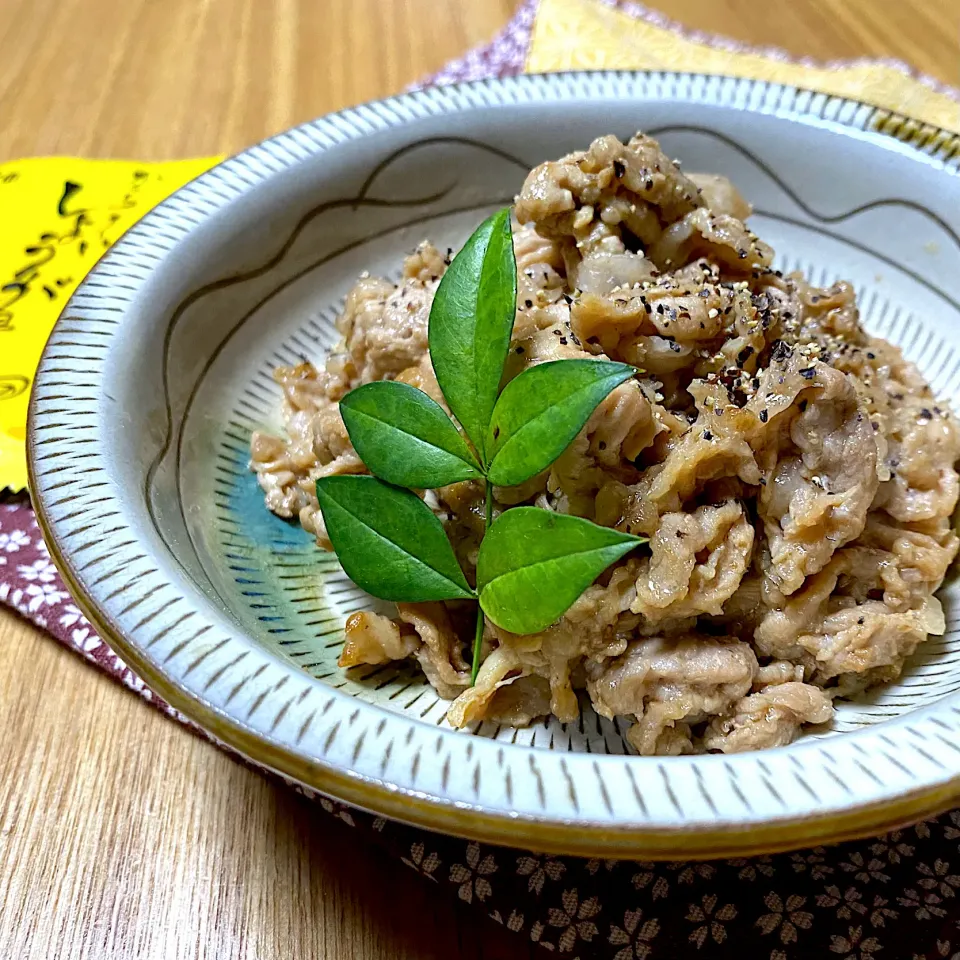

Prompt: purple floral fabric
[8,2,960,955]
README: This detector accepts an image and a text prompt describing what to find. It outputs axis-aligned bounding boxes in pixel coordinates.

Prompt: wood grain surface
[0,1,957,957]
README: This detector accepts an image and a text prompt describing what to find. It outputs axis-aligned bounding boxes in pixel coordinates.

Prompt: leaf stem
[470,480,495,684]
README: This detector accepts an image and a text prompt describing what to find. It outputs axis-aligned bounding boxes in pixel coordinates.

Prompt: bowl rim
[28,69,960,858]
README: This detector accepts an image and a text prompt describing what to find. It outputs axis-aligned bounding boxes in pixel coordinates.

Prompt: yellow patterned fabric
[0,157,218,491]
[526,0,960,135]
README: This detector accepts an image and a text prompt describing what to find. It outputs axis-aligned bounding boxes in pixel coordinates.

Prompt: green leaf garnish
[340,381,482,488]
[486,359,635,487]
[316,476,474,602]
[476,508,644,635]
[311,208,650,686]
[428,208,517,464]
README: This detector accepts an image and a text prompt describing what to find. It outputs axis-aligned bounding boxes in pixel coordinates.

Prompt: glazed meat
[252,131,959,755]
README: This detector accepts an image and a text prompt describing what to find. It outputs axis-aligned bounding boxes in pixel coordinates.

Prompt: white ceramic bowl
[29,72,960,858]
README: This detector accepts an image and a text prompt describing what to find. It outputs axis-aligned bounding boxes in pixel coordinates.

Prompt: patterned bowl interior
[173,100,960,752]
[31,74,960,853]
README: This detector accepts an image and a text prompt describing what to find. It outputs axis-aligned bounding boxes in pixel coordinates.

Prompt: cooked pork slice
[632,501,754,621]
[340,610,420,667]
[448,560,642,727]
[340,603,470,700]
[856,512,959,610]
[514,133,702,235]
[649,207,773,275]
[753,356,879,595]
[703,682,833,752]
[572,252,659,296]
[547,382,658,517]
[755,548,947,686]
[446,645,523,727]
[587,635,757,755]
[484,675,553,727]
[876,402,960,524]
[338,255,436,385]
[397,602,471,697]
[687,172,753,220]
[252,244,448,539]
[805,598,945,684]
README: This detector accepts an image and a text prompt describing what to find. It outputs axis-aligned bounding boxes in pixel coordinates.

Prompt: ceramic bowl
[29,72,960,858]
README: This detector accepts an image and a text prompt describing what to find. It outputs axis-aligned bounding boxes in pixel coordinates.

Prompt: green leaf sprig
[316,208,645,684]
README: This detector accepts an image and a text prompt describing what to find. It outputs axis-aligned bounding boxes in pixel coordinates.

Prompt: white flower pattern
[547,889,601,954]
[18,557,59,582]
[23,580,68,611]
[756,892,813,944]
[632,866,669,901]
[449,843,497,904]
[686,894,737,949]
[608,908,659,960]
[830,925,882,959]
[916,860,960,898]
[401,842,441,881]
[818,885,868,921]
[0,529,30,553]
[517,853,566,894]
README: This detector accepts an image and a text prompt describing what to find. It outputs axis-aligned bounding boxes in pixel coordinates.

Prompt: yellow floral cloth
[528,0,960,136]
[2,0,957,491]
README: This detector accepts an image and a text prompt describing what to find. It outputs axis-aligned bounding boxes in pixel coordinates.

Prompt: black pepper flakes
[799,367,816,379]
[759,409,769,423]
[770,339,791,362]
[524,299,532,308]
[702,430,713,441]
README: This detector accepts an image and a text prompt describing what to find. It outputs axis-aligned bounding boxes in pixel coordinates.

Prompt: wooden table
[1,1,957,956]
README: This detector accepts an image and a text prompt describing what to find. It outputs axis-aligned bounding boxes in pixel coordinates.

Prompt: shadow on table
[261,784,542,960]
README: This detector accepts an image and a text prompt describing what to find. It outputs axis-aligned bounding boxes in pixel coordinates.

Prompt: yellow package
[0,156,220,493]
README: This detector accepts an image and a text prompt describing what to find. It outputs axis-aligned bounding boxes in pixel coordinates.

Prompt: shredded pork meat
[252,131,960,755]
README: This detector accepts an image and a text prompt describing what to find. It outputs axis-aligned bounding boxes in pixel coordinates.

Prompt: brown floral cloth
[7,4,960,955]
